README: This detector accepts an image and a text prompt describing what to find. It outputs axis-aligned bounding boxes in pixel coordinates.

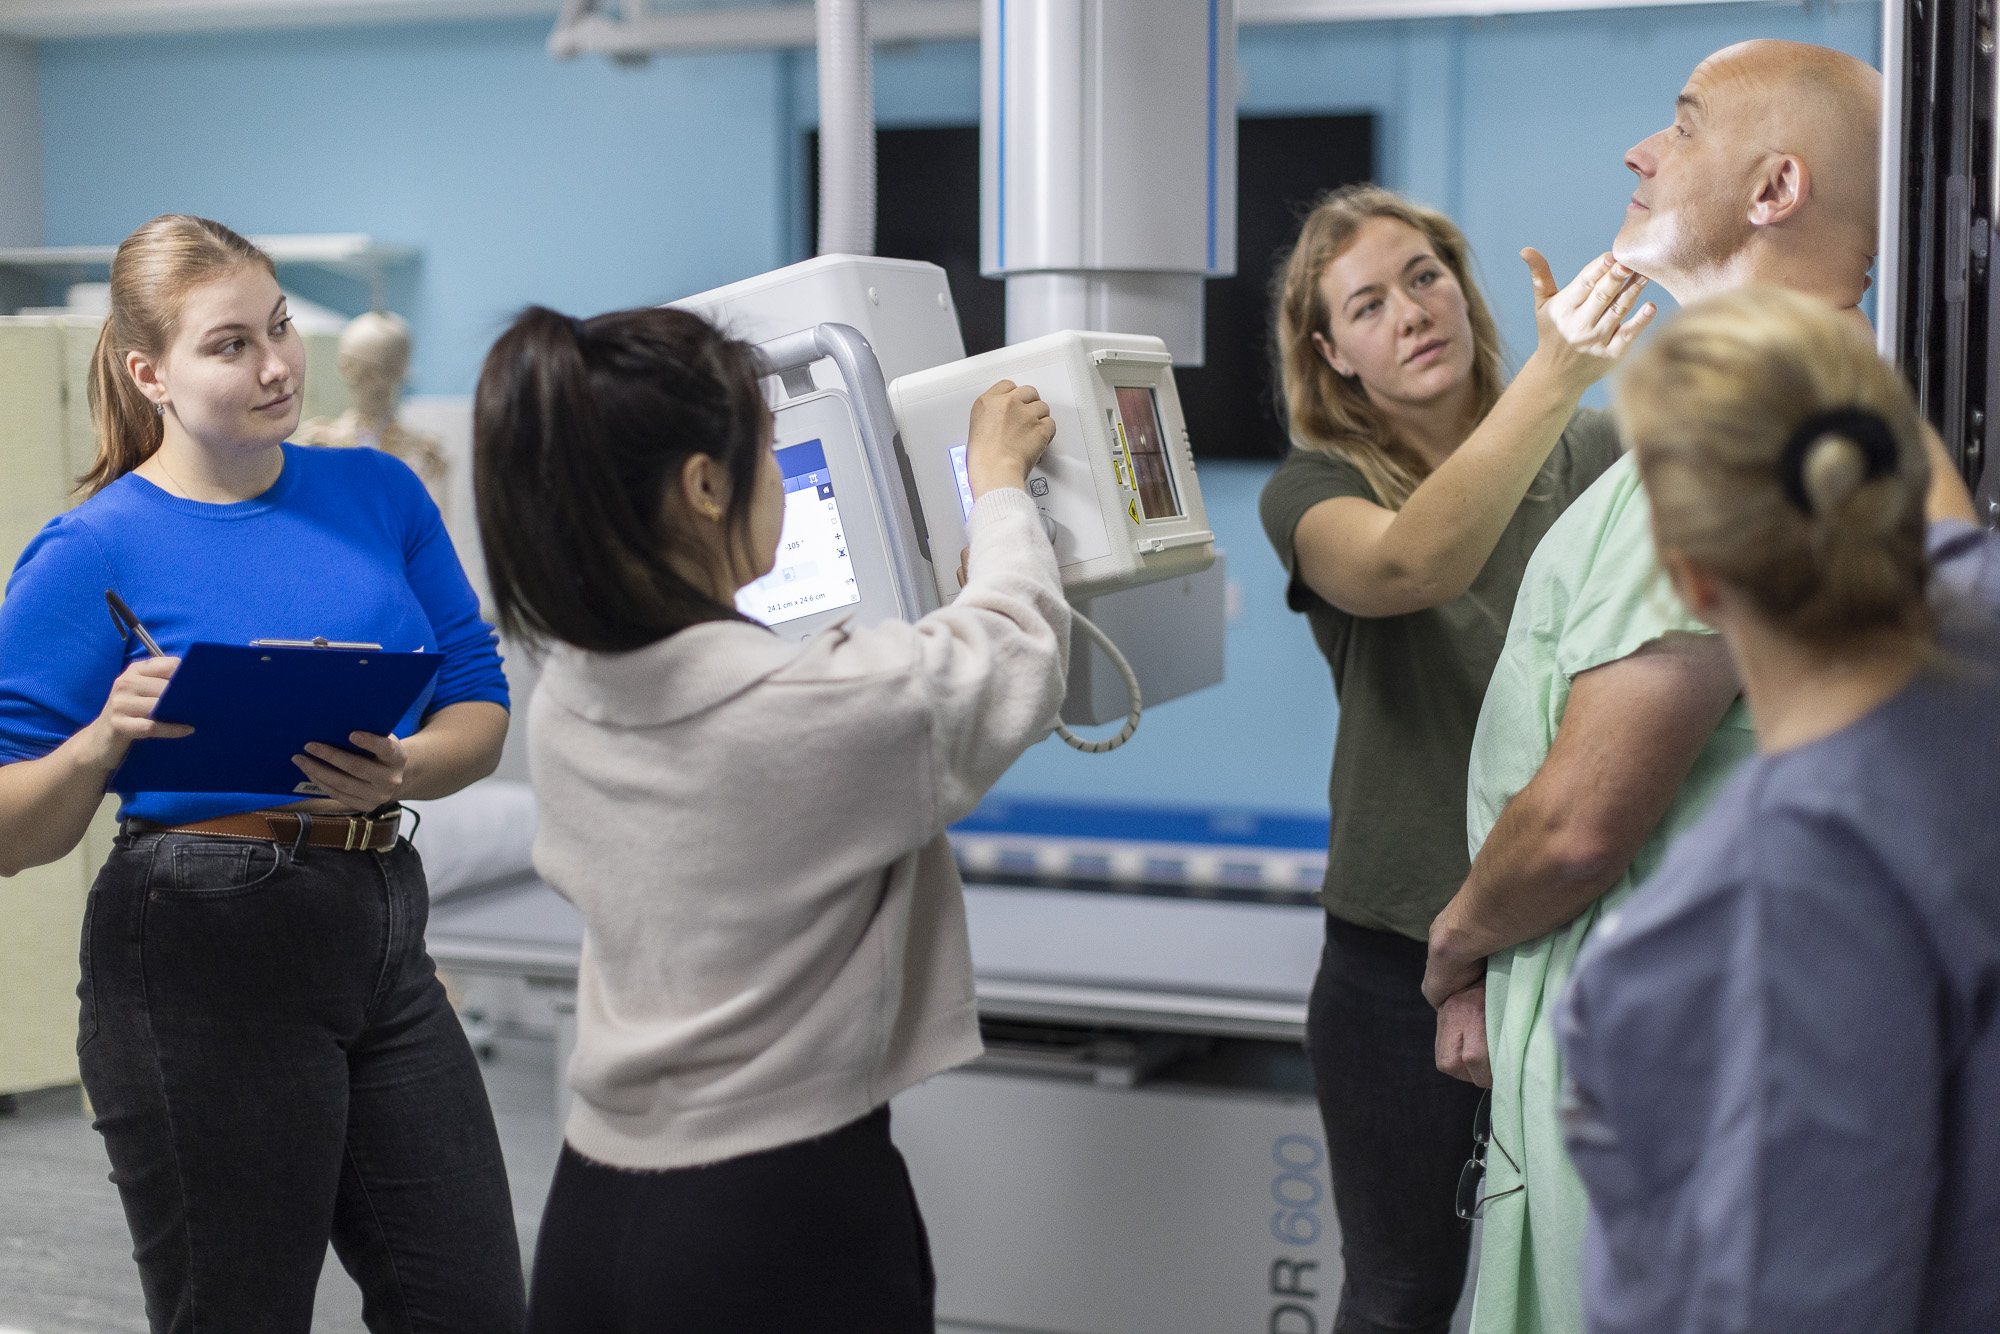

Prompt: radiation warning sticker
[1127,498,1141,525]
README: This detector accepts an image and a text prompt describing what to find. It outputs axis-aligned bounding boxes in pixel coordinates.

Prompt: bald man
[1418,41,1974,1334]
[1617,40,1881,311]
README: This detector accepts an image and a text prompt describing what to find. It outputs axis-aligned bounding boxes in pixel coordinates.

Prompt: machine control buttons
[1039,512,1059,542]
[1029,476,1050,497]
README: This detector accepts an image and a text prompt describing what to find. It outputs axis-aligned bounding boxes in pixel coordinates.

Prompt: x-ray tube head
[891,330,1215,603]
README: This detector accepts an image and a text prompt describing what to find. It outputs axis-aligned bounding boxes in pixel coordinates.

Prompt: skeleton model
[295,311,449,506]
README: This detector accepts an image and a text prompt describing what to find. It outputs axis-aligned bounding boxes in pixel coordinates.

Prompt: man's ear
[1311,330,1354,379]
[1748,154,1809,228]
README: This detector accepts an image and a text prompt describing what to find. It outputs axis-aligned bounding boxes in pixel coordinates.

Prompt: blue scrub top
[1555,523,2000,1334]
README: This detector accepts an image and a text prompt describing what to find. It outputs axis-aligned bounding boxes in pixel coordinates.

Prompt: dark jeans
[78,825,526,1334]
[527,1105,934,1333]
[1308,913,1483,1334]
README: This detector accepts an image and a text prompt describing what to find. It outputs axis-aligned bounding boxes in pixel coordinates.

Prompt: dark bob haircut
[474,305,771,653]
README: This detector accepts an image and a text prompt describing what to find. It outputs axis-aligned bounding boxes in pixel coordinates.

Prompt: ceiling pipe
[0,0,1749,43]
[540,0,1736,59]
[815,0,875,257]
[547,1,976,58]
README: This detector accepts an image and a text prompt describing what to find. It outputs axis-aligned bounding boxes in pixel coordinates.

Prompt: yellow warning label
[1127,499,1141,525]
[1113,422,1135,488]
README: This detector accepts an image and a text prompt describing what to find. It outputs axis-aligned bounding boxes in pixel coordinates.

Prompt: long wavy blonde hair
[1273,185,1507,509]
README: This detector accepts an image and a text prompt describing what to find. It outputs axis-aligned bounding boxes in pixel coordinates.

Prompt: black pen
[104,590,164,658]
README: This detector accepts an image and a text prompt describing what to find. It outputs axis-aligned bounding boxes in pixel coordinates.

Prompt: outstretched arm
[1424,632,1738,1008]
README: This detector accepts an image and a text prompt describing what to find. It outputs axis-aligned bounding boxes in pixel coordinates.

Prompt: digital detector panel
[891,330,1213,603]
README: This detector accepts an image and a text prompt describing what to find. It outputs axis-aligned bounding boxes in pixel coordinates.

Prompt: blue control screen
[948,443,975,521]
[734,439,862,627]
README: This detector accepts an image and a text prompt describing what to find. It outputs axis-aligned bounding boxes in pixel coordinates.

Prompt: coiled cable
[1054,611,1142,753]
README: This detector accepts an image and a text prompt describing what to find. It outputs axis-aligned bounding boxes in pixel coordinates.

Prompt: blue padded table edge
[951,797,1329,851]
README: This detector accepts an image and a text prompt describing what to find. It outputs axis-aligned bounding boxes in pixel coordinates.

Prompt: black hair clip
[1777,408,1899,515]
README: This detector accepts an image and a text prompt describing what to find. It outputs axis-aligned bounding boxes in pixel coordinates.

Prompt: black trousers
[1308,913,1483,1334]
[527,1105,935,1333]
[78,826,527,1334]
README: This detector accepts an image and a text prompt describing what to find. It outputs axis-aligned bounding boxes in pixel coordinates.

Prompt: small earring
[705,505,723,521]
[155,403,165,417]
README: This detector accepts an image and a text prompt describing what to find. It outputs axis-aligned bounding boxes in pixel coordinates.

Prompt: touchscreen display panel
[734,439,862,627]
[948,443,976,520]
[1115,386,1182,520]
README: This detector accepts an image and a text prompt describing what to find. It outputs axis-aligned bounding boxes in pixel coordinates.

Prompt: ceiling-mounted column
[982,0,1236,365]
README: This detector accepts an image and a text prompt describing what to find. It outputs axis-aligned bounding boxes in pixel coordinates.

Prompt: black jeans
[78,825,526,1334]
[1308,913,1483,1334]
[527,1105,934,1333]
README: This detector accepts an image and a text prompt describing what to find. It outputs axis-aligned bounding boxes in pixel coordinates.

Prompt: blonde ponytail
[78,215,276,497]
[83,317,163,493]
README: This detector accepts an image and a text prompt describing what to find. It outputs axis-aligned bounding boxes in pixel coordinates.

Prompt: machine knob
[1038,512,1059,543]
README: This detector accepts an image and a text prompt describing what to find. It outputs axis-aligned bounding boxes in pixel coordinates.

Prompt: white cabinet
[0,317,112,1098]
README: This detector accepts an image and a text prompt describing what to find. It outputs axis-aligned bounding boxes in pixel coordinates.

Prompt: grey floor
[0,1033,559,1334]
[4,1035,1477,1334]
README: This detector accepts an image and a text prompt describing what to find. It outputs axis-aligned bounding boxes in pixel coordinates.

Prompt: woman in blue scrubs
[1557,286,2000,1333]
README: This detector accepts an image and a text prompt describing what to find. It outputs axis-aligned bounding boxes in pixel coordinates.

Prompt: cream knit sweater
[529,487,1070,1169]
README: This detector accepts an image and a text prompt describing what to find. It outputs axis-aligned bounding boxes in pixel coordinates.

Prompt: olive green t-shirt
[1258,409,1622,940]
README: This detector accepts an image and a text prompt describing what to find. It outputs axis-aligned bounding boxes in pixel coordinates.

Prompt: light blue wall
[36,3,1881,396]
[40,20,792,396]
[32,1,1882,818]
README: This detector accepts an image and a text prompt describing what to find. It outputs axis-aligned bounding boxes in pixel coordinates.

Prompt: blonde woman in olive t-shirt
[1256,185,1651,1334]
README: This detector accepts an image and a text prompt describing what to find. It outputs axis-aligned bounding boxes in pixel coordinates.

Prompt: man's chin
[1611,232,1667,288]
[1610,228,1646,271]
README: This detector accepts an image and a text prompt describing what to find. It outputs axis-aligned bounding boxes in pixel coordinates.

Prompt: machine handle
[1090,349,1173,367]
[754,323,938,621]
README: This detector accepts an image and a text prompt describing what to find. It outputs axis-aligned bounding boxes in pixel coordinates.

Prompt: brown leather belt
[129,808,402,853]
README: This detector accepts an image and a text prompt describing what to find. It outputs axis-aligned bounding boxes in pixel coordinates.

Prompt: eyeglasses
[1456,1088,1524,1222]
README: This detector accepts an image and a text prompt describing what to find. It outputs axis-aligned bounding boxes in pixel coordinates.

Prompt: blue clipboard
[110,642,444,796]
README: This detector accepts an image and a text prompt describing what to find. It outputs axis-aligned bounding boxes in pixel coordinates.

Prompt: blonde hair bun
[1615,286,1931,647]
[1801,433,1869,512]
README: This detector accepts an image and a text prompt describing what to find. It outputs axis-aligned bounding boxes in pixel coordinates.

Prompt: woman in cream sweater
[473,304,1069,1332]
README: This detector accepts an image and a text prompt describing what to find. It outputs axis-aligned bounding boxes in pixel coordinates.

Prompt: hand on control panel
[965,380,1055,499]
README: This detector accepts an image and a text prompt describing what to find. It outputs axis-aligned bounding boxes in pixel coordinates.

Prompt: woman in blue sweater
[0,216,524,1332]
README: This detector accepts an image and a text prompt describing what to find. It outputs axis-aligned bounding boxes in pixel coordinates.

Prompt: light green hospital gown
[1463,452,1755,1334]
